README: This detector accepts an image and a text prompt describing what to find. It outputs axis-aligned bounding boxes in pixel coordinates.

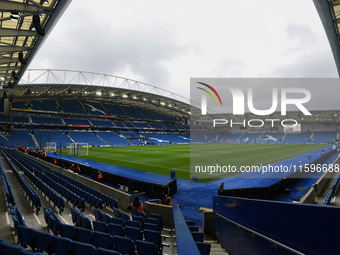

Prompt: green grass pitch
[63,143,327,182]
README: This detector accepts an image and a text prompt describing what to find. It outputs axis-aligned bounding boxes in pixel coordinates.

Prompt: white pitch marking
[89,214,95,219]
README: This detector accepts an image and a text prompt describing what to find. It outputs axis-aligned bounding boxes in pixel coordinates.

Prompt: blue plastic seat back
[2,241,28,255]
[96,247,121,255]
[146,218,160,229]
[94,208,103,221]
[93,231,113,250]
[72,241,97,255]
[136,240,158,255]
[191,232,204,242]
[144,229,161,248]
[126,220,142,229]
[17,225,36,250]
[111,217,125,227]
[121,212,130,221]
[102,214,111,224]
[75,227,93,243]
[125,226,143,242]
[108,223,125,237]
[196,242,211,255]
[144,223,159,232]
[53,236,73,255]
[189,226,199,232]
[81,215,92,230]
[35,231,53,253]
[59,224,76,240]
[93,221,108,233]
[114,235,134,255]
[132,215,145,227]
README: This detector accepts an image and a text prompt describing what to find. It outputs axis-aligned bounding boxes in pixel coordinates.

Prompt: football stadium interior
[0,0,340,255]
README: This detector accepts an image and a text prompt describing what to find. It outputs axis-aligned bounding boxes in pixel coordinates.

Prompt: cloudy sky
[28,0,338,99]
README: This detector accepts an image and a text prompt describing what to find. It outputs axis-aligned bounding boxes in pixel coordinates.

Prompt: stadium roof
[2,69,191,118]
[0,0,71,88]
[314,0,340,76]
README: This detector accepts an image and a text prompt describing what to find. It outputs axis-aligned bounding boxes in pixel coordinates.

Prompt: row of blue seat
[10,150,109,211]
[12,150,51,174]
[184,218,211,254]
[9,204,26,232]
[0,160,15,206]
[42,207,157,255]
[0,238,39,255]
[12,148,118,210]
[54,170,118,209]
[45,170,103,209]
[4,149,66,214]
[95,208,162,230]
[5,149,86,212]
[17,226,121,255]
[1,149,41,214]
[33,168,83,212]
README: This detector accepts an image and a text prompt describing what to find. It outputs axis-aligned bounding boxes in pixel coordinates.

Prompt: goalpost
[68,143,88,156]
[45,142,57,153]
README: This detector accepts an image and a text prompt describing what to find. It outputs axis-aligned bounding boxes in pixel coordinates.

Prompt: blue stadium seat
[112,208,121,218]
[15,208,25,226]
[93,221,108,233]
[94,208,103,221]
[111,217,125,227]
[1,241,30,255]
[113,236,135,255]
[186,220,195,226]
[125,226,143,242]
[35,231,53,254]
[136,240,158,255]
[59,224,77,240]
[196,242,211,255]
[53,236,73,255]
[72,241,97,255]
[76,213,84,227]
[144,223,159,232]
[17,225,36,250]
[75,227,93,243]
[191,232,204,242]
[93,231,113,250]
[120,212,131,221]
[126,220,142,229]
[96,247,121,255]
[50,215,62,235]
[102,214,111,224]
[144,229,162,252]
[150,213,162,226]
[80,215,92,230]
[189,226,199,232]
[132,215,145,227]
[12,215,20,233]
[108,223,125,237]
[145,218,161,230]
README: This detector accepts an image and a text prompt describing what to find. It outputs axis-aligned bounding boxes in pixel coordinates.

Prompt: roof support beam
[0,28,38,37]
[0,66,19,71]
[0,45,30,52]
[0,1,50,14]
[0,58,18,64]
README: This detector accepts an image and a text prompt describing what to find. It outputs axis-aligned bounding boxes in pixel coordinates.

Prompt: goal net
[68,143,88,156]
[45,142,56,153]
